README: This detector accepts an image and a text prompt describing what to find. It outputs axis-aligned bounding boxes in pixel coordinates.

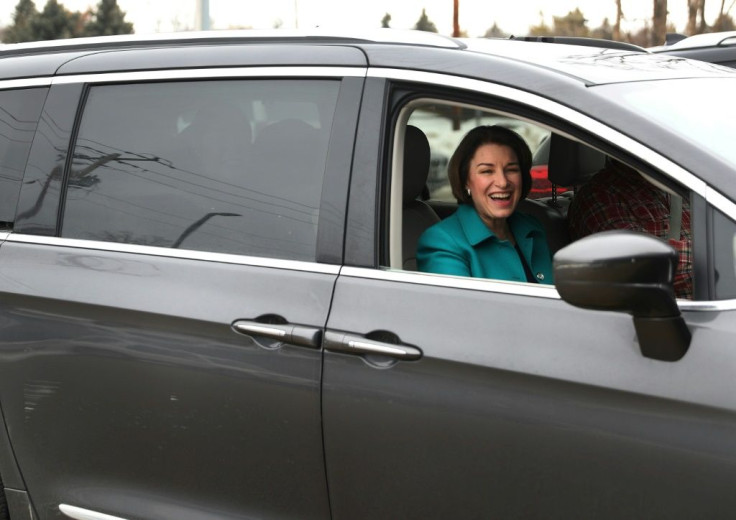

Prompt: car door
[321,73,736,519]
[0,63,364,519]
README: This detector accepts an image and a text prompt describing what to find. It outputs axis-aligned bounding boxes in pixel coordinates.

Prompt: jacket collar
[456,203,539,246]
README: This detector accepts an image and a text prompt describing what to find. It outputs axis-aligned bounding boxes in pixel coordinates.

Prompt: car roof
[459,37,733,84]
[2,29,733,85]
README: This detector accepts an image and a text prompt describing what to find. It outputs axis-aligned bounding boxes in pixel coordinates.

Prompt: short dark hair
[448,125,533,204]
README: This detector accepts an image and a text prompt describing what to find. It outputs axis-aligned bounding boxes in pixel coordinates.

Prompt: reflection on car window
[62,80,340,261]
[0,88,47,226]
[713,208,736,299]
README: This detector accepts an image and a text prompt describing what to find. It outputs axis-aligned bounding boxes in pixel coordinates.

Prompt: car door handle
[324,330,422,360]
[232,320,322,349]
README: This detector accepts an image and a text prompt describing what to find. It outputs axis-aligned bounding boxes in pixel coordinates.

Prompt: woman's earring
[466,188,471,197]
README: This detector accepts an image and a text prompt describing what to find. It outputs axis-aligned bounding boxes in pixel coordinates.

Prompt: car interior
[391,99,691,285]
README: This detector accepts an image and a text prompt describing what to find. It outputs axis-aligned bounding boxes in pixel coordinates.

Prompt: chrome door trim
[342,267,736,311]
[340,266,562,299]
[60,504,127,520]
[679,299,736,312]
[705,186,736,222]
[6,234,340,275]
[368,67,709,199]
[52,66,367,85]
[0,78,53,90]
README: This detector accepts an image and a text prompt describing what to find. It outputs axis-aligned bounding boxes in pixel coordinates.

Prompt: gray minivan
[1,30,736,520]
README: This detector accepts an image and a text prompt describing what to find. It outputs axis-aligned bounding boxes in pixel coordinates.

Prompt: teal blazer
[416,204,553,284]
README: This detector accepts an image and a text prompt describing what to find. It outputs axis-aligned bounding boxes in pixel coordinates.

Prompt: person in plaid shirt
[567,160,693,299]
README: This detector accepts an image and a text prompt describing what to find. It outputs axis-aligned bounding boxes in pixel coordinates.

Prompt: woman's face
[465,143,522,227]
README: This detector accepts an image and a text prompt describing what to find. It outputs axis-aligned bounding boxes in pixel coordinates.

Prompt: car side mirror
[554,230,691,361]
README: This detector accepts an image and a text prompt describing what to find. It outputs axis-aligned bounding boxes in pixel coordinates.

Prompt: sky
[0,0,731,38]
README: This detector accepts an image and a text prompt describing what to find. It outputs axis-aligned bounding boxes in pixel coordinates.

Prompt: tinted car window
[0,87,47,226]
[62,80,340,261]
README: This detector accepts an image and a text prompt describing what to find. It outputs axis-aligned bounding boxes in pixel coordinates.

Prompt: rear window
[62,79,340,261]
[0,88,47,227]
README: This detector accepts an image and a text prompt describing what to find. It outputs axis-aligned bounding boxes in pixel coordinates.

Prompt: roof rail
[0,28,464,55]
[511,35,648,53]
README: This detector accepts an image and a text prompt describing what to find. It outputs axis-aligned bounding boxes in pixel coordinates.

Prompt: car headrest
[403,125,431,204]
[546,133,606,187]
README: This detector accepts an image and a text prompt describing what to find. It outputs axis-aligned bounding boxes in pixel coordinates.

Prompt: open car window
[389,97,704,300]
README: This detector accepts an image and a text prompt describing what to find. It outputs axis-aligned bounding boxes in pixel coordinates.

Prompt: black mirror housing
[554,230,691,361]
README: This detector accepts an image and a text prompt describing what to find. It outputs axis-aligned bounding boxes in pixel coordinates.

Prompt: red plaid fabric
[568,163,693,299]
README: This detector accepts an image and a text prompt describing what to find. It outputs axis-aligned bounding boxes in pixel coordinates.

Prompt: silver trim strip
[60,504,127,520]
[342,267,736,310]
[0,77,52,90]
[52,66,367,85]
[679,299,736,312]
[706,186,736,221]
[6,234,340,275]
[368,68,708,198]
[341,266,562,299]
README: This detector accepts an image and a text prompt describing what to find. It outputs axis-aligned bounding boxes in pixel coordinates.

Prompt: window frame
[21,66,366,269]
[372,68,734,308]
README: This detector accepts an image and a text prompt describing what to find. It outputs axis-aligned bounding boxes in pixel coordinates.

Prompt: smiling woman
[416,125,553,284]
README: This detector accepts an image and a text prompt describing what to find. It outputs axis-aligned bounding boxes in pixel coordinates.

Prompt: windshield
[597,77,736,168]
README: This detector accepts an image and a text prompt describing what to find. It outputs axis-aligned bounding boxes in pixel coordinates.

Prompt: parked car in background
[652,30,736,68]
[1,29,736,520]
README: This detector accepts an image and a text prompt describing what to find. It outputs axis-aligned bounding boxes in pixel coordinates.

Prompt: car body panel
[0,239,335,519]
[323,269,736,519]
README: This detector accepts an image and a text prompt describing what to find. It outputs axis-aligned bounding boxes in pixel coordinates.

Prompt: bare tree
[698,0,707,32]
[613,0,623,40]
[652,0,667,46]
[452,0,459,37]
[686,0,699,34]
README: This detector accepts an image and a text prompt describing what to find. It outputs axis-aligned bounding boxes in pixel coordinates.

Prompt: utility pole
[195,0,210,31]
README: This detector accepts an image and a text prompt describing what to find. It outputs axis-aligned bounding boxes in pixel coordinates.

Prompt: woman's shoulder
[418,209,465,246]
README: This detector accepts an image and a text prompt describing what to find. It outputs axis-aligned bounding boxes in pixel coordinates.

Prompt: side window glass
[0,87,47,228]
[62,80,340,262]
[713,208,736,299]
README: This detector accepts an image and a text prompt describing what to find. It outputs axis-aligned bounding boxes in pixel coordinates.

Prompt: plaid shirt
[568,164,693,299]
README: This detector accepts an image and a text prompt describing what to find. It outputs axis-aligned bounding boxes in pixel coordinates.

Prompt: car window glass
[62,80,340,262]
[0,88,47,227]
[712,208,736,299]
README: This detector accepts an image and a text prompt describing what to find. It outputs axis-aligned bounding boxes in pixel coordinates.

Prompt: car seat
[402,125,440,270]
